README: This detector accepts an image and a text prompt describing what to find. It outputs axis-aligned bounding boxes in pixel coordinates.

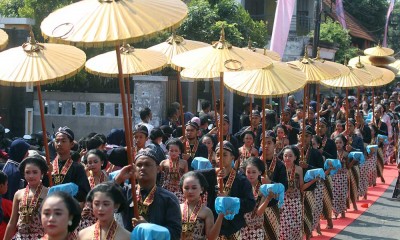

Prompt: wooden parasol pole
[316,84,320,135]
[116,45,138,219]
[280,95,284,124]
[211,78,218,128]
[301,84,308,162]
[262,97,266,162]
[346,89,349,131]
[36,82,53,187]
[125,77,133,142]
[218,72,224,193]
[372,88,375,123]
[249,95,253,119]
[177,70,185,137]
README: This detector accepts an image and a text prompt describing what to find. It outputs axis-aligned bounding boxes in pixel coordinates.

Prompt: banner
[383,0,395,47]
[336,0,347,29]
[269,0,296,58]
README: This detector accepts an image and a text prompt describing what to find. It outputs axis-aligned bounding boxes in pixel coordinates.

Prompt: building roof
[323,0,377,43]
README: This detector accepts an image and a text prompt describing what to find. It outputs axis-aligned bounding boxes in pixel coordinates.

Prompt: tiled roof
[323,0,377,42]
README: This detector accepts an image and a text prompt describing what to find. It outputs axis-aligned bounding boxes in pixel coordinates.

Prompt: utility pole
[312,0,322,58]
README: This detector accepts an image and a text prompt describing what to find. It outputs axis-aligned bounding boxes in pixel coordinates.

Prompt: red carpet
[313,164,399,240]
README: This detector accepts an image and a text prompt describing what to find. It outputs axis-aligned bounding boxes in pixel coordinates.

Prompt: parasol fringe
[0,64,85,87]
[41,19,186,49]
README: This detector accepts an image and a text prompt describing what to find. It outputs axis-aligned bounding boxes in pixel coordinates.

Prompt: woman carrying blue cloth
[195,141,256,239]
[279,146,318,240]
[240,157,274,240]
[332,135,348,218]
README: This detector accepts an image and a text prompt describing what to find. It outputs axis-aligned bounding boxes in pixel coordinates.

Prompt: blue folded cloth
[131,223,170,240]
[324,159,342,176]
[365,112,373,124]
[348,151,365,165]
[304,168,325,182]
[259,183,285,208]
[377,134,389,144]
[366,145,378,154]
[215,197,240,220]
[108,169,130,184]
[191,157,213,170]
[48,183,78,197]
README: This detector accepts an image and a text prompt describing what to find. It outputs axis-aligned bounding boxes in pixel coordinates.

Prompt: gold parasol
[148,33,209,131]
[321,66,373,89]
[389,60,400,76]
[364,43,394,57]
[0,29,8,51]
[243,39,281,61]
[0,33,86,186]
[85,44,167,77]
[364,67,396,87]
[224,62,306,97]
[171,29,273,73]
[41,0,188,47]
[41,0,188,218]
[348,55,396,66]
[287,48,342,83]
[148,33,209,65]
[172,28,273,191]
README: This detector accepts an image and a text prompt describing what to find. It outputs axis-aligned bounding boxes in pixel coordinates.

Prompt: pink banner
[383,0,395,47]
[269,0,296,58]
[336,0,347,29]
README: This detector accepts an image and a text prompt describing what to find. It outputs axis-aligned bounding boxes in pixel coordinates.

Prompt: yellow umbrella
[364,44,394,57]
[348,55,396,66]
[172,28,273,191]
[148,33,209,65]
[85,44,167,77]
[224,62,306,97]
[243,40,281,61]
[0,29,8,51]
[287,49,342,83]
[389,60,400,76]
[321,66,374,88]
[348,57,384,79]
[148,33,209,129]
[41,0,188,218]
[0,33,86,186]
[41,0,188,47]
[171,29,273,73]
[364,67,396,87]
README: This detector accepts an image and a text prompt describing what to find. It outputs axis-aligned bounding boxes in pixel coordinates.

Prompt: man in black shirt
[115,148,181,239]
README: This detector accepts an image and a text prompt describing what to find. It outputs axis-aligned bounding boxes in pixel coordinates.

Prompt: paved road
[334,179,400,240]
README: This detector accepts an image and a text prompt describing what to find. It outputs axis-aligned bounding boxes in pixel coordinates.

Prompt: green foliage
[343,0,388,39]
[311,19,359,63]
[178,0,268,47]
[0,0,24,17]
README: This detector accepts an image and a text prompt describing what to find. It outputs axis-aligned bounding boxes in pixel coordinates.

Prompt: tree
[343,0,388,40]
[177,0,268,47]
[311,19,359,63]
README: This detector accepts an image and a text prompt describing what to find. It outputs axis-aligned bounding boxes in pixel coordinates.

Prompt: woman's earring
[114,209,118,213]
[68,220,72,226]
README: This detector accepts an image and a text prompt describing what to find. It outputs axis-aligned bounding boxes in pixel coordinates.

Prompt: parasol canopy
[321,65,374,88]
[148,33,209,65]
[348,55,396,67]
[85,44,167,77]
[243,40,281,61]
[389,60,400,76]
[364,67,396,87]
[348,57,385,80]
[40,0,188,47]
[287,49,342,83]
[0,33,86,87]
[223,62,306,97]
[364,44,394,57]
[171,28,273,73]
[0,29,8,51]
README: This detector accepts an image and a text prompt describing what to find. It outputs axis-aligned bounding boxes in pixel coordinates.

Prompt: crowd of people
[0,85,399,240]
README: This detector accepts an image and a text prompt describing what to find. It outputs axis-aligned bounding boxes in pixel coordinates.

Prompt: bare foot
[341,212,346,218]
[316,224,322,235]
